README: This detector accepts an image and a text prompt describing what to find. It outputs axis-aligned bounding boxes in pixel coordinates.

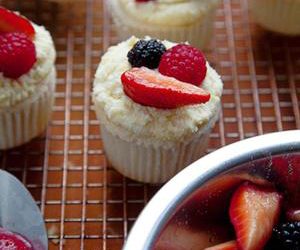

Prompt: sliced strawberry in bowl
[229,182,282,250]
[204,240,238,250]
[121,67,210,109]
[0,7,35,39]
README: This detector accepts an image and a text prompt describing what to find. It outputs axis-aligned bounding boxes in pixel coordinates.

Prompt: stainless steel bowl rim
[123,130,300,250]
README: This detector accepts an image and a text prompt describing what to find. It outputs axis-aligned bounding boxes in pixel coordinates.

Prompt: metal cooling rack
[0,0,299,249]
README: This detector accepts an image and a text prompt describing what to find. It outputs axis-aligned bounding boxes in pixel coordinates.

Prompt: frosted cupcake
[93,36,223,183]
[249,0,300,35]
[107,0,220,48]
[0,7,56,149]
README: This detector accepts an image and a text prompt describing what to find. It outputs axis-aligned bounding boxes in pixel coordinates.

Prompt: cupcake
[93,36,223,183]
[249,0,300,35]
[0,7,56,150]
[107,0,220,49]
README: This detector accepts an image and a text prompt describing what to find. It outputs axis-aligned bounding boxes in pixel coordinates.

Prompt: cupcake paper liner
[99,112,219,184]
[108,1,218,49]
[250,0,300,35]
[0,68,56,150]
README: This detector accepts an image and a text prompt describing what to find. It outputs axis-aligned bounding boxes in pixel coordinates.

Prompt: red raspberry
[0,32,36,79]
[158,44,207,86]
[0,7,35,39]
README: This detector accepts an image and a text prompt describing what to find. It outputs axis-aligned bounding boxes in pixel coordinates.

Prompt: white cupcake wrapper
[250,0,300,35]
[100,113,219,184]
[0,68,56,150]
[108,1,218,48]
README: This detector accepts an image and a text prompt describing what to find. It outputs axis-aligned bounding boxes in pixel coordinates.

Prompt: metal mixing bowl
[123,130,300,250]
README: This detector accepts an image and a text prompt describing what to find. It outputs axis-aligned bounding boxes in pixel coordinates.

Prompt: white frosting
[0,24,56,109]
[93,37,223,147]
[112,0,220,26]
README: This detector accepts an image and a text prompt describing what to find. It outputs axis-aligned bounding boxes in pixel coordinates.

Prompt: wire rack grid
[0,0,299,249]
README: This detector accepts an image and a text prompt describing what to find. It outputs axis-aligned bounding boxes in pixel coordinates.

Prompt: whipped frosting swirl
[116,0,220,26]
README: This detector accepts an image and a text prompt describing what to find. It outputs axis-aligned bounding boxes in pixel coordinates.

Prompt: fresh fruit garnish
[204,240,238,250]
[0,7,35,39]
[286,208,300,222]
[121,67,210,109]
[158,44,207,86]
[0,228,33,250]
[229,182,282,250]
[0,32,36,79]
[270,222,300,249]
[127,39,166,69]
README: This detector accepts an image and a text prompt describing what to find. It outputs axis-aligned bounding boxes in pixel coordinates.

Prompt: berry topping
[204,241,238,250]
[271,222,300,250]
[158,44,207,86]
[0,7,35,39]
[229,182,282,250]
[0,228,33,250]
[121,67,210,109]
[127,39,166,69]
[0,32,37,79]
[136,0,153,2]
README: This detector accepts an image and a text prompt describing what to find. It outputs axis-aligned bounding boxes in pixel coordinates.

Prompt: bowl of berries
[0,170,47,250]
[124,130,300,250]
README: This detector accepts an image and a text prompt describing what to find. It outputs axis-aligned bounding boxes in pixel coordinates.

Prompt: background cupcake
[249,0,300,35]
[93,36,223,183]
[107,0,221,49]
[0,7,56,149]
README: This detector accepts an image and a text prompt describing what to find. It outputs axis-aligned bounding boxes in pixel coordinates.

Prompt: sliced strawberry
[0,7,35,39]
[229,182,282,250]
[204,241,238,250]
[121,67,210,109]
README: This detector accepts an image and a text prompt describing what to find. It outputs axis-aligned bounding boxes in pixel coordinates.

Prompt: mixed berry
[204,179,300,250]
[159,44,207,86]
[0,7,36,79]
[268,222,300,250]
[123,39,210,109]
[128,39,166,69]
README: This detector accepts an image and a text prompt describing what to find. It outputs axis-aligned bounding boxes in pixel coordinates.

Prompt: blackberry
[271,222,300,250]
[127,39,166,69]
